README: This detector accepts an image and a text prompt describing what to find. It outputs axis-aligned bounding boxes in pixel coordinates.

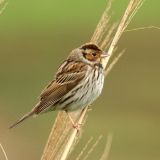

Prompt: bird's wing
[34,61,87,114]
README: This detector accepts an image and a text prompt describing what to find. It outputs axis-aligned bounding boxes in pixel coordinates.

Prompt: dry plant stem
[100,22,119,50]
[75,137,93,160]
[68,114,89,158]
[105,50,125,77]
[100,134,113,160]
[102,0,135,68]
[41,112,71,160]
[124,0,145,29]
[102,0,145,69]
[82,135,103,160]
[60,107,88,160]
[91,0,112,43]
[0,143,9,160]
[125,25,160,32]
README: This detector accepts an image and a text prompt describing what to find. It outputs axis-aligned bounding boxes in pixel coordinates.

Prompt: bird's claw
[73,123,82,131]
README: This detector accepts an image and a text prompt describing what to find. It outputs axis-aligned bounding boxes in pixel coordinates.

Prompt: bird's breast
[59,66,104,111]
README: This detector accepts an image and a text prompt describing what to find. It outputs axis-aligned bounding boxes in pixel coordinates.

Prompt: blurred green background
[0,0,160,159]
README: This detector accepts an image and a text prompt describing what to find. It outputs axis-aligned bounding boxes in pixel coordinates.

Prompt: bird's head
[69,43,108,67]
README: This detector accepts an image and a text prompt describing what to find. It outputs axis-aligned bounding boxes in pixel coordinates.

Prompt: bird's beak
[101,52,109,59]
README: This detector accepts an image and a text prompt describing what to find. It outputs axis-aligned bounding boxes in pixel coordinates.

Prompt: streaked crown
[68,43,107,67]
[80,43,102,62]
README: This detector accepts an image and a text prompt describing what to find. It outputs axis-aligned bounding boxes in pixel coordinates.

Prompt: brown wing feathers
[9,61,87,128]
[35,61,87,113]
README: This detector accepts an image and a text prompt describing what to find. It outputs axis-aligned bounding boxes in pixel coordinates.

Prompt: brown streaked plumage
[36,61,87,114]
[9,43,108,129]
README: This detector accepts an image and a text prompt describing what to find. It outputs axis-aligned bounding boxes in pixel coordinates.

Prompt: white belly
[58,67,104,111]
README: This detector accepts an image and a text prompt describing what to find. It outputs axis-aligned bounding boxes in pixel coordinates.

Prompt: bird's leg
[66,112,81,131]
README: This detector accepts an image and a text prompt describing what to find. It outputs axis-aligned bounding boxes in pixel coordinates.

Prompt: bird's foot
[72,122,82,131]
[66,112,82,131]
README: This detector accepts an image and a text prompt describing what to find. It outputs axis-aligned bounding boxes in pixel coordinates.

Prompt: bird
[9,43,108,129]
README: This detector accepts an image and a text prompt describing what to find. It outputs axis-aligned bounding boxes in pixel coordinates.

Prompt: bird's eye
[82,52,86,57]
[92,53,97,57]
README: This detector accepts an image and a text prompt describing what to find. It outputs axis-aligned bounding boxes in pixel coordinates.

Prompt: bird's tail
[9,110,35,129]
